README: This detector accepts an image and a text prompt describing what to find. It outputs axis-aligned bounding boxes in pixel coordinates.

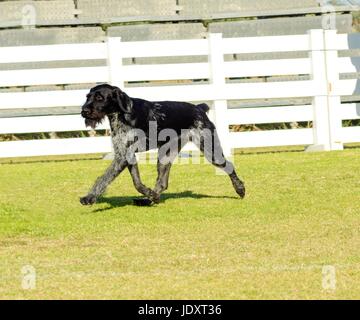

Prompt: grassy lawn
[0,149,359,299]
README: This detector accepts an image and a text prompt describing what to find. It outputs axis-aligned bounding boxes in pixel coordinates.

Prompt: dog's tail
[197,103,210,113]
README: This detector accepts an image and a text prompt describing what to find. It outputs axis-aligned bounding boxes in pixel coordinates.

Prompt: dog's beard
[85,118,102,129]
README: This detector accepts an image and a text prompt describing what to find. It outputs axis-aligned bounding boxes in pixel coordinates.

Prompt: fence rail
[0,29,359,158]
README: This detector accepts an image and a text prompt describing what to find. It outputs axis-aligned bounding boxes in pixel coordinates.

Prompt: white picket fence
[0,29,359,158]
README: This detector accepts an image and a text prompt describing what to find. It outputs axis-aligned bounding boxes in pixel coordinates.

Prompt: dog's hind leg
[194,124,245,199]
[153,161,172,195]
[152,136,185,202]
[80,158,128,205]
[128,161,160,204]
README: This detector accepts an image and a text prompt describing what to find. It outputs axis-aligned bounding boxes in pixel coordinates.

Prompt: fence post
[306,29,331,152]
[104,37,124,160]
[208,33,231,157]
[107,37,124,88]
[324,30,344,150]
[307,29,343,152]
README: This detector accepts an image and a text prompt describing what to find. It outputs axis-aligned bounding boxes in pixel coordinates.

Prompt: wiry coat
[80,84,245,206]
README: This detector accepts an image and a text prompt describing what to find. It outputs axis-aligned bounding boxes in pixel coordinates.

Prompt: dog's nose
[81,107,91,117]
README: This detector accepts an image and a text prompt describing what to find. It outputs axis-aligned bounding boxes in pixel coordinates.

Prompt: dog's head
[81,84,132,129]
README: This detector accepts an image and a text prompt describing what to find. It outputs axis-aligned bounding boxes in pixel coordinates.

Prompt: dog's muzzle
[81,110,91,118]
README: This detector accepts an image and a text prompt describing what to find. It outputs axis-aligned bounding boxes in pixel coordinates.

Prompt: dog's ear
[112,87,132,114]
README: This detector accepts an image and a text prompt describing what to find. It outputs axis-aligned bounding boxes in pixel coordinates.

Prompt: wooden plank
[210,15,352,38]
[0,90,88,109]
[341,126,360,143]
[326,33,360,51]
[340,103,360,120]
[0,137,112,158]
[179,0,319,15]
[0,115,110,135]
[77,0,177,19]
[0,5,357,29]
[224,59,311,78]
[120,39,208,58]
[229,128,313,148]
[0,0,75,24]
[123,63,209,81]
[0,27,105,47]
[0,67,108,87]
[337,57,360,74]
[222,35,310,54]
[333,79,360,96]
[227,105,313,125]
[0,43,107,63]
[107,23,206,41]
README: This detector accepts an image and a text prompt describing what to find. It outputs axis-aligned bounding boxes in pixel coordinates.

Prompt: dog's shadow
[92,190,238,213]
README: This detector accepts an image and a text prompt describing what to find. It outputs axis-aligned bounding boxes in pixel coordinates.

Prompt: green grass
[0,149,359,299]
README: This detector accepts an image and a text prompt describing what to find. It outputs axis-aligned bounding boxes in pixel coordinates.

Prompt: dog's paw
[148,190,161,204]
[80,194,97,206]
[150,194,161,204]
[235,182,246,199]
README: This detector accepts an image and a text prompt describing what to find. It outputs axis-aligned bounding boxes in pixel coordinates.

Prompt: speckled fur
[79,84,245,206]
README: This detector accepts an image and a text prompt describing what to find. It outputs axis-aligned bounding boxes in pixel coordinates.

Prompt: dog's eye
[95,95,104,101]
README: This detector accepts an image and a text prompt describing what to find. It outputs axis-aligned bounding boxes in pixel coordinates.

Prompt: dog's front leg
[80,158,128,205]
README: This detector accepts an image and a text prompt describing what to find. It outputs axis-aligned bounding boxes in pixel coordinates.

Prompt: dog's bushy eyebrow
[87,91,103,98]
[95,92,104,99]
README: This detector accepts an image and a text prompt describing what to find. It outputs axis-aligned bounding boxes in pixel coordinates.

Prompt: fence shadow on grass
[92,190,239,212]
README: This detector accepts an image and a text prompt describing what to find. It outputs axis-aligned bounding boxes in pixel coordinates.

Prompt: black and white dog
[80,84,245,206]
